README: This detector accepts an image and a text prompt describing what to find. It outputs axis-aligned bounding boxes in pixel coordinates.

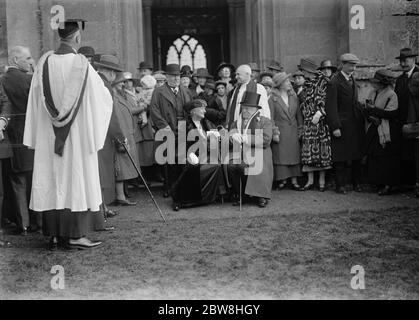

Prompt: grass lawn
[0,189,418,299]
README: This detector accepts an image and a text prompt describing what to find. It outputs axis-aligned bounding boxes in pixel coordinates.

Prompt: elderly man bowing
[226,64,270,130]
[23,19,112,250]
[227,92,273,208]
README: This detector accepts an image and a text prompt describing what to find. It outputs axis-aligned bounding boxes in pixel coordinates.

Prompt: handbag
[402,123,419,139]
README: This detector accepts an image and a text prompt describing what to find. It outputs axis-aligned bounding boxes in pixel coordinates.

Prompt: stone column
[142,0,153,67]
[227,0,246,66]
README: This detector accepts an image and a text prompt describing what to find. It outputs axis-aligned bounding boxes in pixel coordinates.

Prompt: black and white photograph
[0,0,419,304]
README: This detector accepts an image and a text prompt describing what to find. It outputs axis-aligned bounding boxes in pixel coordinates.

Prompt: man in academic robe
[325,53,365,194]
[150,63,193,196]
[23,19,112,250]
[226,64,270,130]
[394,48,419,195]
[227,91,273,208]
[0,46,37,235]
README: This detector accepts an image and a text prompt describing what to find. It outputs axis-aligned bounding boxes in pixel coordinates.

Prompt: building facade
[1,0,418,77]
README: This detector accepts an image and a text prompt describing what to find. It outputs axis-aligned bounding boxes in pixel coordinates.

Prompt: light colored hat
[340,53,360,64]
[153,73,166,81]
[141,74,157,89]
[272,72,291,88]
[113,71,133,85]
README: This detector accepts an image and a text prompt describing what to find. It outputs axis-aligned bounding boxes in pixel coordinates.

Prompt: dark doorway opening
[151,6,229,75]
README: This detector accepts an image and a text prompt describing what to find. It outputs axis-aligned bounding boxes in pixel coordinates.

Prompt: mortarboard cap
[58,18,86,39]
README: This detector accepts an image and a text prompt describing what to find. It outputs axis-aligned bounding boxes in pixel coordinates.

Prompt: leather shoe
[378,185,392,196]
[258,198,267,208]
[172,203,180,211]
[291,184,303,191]
[353,184,363,192]
[302,184,314,191]
[115,199,137,206]
[336,187,347,194]
[68,238,102,250]
[319,186,326,192]
[48,237,58,251]
[0,239,12,248]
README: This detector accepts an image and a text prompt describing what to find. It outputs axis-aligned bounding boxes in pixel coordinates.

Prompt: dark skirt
[137,140,155,167]
[171,164,226,207]
[41,209,101,238]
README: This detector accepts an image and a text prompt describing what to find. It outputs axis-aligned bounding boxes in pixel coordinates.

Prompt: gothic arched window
[166,35,207,70]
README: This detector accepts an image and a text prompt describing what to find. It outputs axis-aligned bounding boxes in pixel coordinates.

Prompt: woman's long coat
[269,91,303,165]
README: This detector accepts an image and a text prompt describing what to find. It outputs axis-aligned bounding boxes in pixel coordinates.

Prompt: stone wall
[4,0,145,74]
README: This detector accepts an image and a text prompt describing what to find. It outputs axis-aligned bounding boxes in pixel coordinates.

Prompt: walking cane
[239,178,242,212]
[118,139,167,223]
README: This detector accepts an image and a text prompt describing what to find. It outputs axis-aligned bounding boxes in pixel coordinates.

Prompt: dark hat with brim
[215,80,227,88]
[396,48,418,60]
[78,46,95,57]
[318,60,337,72]
[138,61,153,70]
[204,79,216,90]
[113,71,133,85]
[183,99,207,114]
[216,62,236,75]
[240,91,261,108]
[273,72,292,88]
[58,18,86,39]
[370,68,397,86]
[180,65,192,74]
[259,71,274,80]
[248,62,261,72]
[165,64,181,76]
[94,54,123,72]
[298,58,318,74]
[267,61,283,72]
[196,68,212,78]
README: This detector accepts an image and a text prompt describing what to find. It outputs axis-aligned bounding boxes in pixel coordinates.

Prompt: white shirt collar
[407,66,416,78]
[341,70,352,81]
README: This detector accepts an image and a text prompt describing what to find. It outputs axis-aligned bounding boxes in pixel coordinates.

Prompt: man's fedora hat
[183,99,207,114]
[298,58,318,74]
[395,48,418,60]
[267,61,283,72]
[113,71,133,85]
[94,54,123,72]
[318,60,337,72]
[138,61,153,70]
[196,68,212,78]
[216,62,236,75]
[370,69,397,86]
[340,53,360,64]
[240,91,261,108]
[165,64,181,76]
[273,72,292,88]
[248,62,261,72]
[78,46,95,58]
[58,18,86,39]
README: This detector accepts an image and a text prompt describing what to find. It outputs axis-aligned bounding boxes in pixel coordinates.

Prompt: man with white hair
[23,19,113,250]
[0,46,36,236]
[226,64,270,129]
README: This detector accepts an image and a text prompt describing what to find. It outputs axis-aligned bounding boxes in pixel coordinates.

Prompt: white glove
[311,111,322,125]
[207,130,220,139]
[231,132,243,144]
[0,118,7,131]
[242,134,250,145]
[187,153,199,165]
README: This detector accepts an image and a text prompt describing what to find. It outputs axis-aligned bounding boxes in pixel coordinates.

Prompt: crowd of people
[0,19,418,250]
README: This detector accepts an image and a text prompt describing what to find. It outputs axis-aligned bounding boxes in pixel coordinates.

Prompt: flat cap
[340,53,360,64]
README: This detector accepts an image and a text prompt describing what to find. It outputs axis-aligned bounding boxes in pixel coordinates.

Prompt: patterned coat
[299,73,332,168]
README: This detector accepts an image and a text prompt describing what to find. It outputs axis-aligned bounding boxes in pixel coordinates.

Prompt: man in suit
[150,64,193,196]
[227,91,273,208]
[0,46,36,235]
[325,53,365,194]
[226,64,270,130]
[394,48,419,195]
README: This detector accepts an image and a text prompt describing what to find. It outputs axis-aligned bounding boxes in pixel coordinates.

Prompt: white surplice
[23,51,112,212]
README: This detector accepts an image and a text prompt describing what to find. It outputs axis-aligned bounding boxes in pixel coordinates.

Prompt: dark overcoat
[0,68,34,172]
[325,72,365,162]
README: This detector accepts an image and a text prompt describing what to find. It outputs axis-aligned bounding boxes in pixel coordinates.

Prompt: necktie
[172,87,178,96]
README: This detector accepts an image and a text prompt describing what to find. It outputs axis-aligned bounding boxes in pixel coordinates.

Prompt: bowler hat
[78,46,95,57]
[196,68,211,78]
[216,62,235,76]
[273,72,292,88]
[298,58,318,74]
[370,69,397,86]
[318,60,337,72]
[240,91,261,108]
[395,48,418,60]
[94,54,123,72]
[58,18,86,39]
[183,99,207,114]
[138,61,153,70]
[165,64,181,76]
[340,53,360,64]
[113,71,133,85]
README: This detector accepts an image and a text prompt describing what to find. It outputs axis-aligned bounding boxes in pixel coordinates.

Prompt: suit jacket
[395,65,419,124]
[269,92,302,165]
[0,68,33,170]
[150,83,193,134]
[325,72,365,162]
[0,79,13,160]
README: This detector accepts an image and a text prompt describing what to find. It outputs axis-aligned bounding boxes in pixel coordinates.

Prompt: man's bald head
[235,64,251,84]
[8,46,34,73]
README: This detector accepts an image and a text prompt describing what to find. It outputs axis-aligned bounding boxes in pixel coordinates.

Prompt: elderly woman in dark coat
[170,99,226,211]
[270,72,303,190]
[364,69,401,195]
[112,72,140,206]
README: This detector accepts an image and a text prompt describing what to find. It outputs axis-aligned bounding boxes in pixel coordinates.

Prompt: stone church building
[1,0,418,78]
